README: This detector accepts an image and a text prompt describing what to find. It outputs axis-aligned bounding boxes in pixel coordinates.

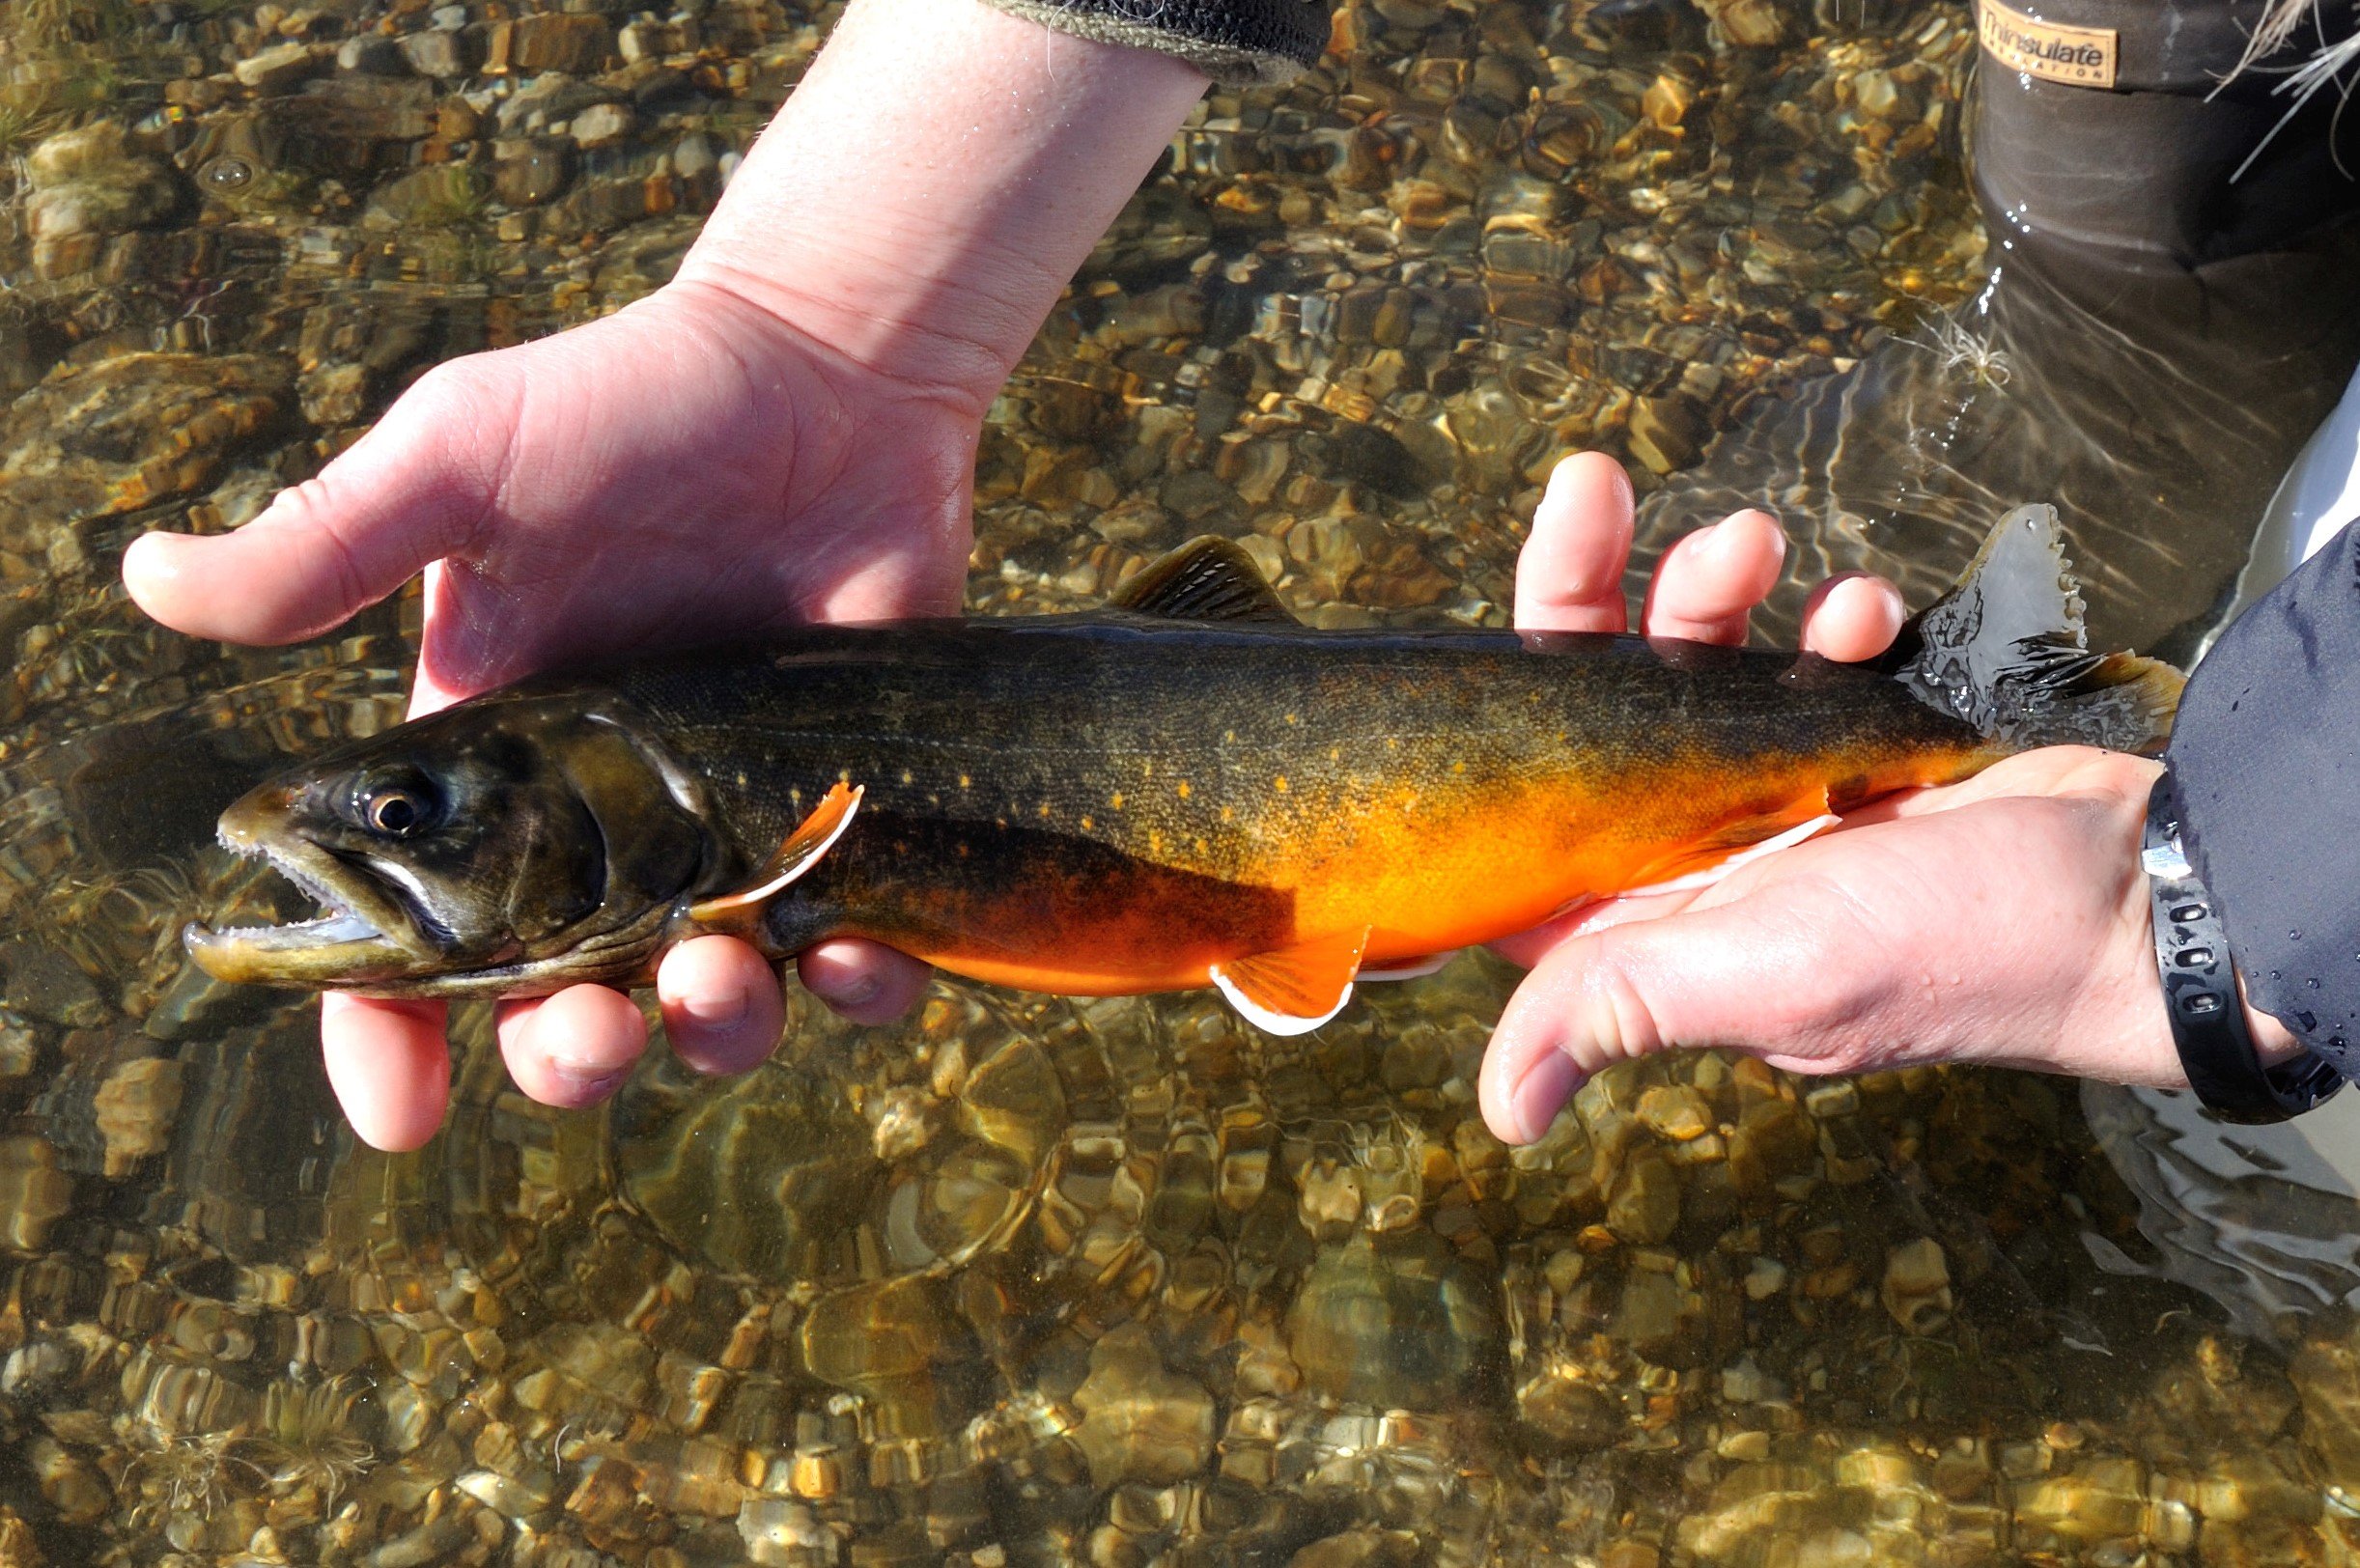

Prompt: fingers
[1798,572,1906,662]
[1516,451,1903,660]
[659,936,789,1076]
[122,361,508,650]
[1516,453,1636,633]
[1642,509,1785,644]
[1479,903,1827,1144]
[323,935,916,1148]
[495,985,650,1106]
[321,994,453,1152]
[492,938,915,1095]
[799,938,933,1024]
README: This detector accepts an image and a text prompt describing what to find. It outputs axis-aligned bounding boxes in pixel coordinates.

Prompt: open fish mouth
[192,842,385,943]
[183,799,438,988]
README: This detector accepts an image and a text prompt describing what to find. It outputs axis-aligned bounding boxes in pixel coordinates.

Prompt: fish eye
[352,771,441,840]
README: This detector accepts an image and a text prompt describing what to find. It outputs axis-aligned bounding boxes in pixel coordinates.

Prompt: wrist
[2141,769,2341,1118]
[2107,772,2305,1069]
[672,0,1208,406]
[2243,991,2308,1067]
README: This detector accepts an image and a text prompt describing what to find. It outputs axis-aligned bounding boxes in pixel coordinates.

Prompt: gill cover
[186,695,717,995]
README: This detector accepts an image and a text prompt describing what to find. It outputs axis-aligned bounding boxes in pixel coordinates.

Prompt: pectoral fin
[689,782,863,931]
[1210,927,1370,1035]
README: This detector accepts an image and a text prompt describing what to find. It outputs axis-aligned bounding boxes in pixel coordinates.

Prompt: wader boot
[1641,0,2360,661]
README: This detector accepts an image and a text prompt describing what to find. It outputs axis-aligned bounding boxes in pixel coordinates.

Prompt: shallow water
[4,0,2360,1564]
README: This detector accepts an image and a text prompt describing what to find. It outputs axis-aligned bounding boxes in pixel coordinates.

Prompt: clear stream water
[3,0,2359,1564]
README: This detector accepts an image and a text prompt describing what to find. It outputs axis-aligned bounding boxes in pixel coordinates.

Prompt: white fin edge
[1617,813,1840,899]
[717,785,863,909]
[1357,951,1457,982]
[1210,966,1353,1036]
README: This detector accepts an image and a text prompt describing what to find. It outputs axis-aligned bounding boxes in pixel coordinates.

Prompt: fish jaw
[183,910,414,988]
[183,786,446,990]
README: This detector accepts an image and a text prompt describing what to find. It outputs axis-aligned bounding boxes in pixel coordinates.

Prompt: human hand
[1479,453,2275,1145]
[128,279,960,1148]
[123,0,1209,1150]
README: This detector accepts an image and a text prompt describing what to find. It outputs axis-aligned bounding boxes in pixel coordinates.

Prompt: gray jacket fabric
[2175,518,2360,1076]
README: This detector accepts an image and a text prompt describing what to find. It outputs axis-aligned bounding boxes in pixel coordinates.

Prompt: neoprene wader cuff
[1969,0,2360,271]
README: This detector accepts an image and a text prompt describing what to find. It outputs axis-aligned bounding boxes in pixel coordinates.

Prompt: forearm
[673,0,1209,402]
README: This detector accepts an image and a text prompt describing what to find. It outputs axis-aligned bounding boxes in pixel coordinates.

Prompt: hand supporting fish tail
[1476,746,2290,1145]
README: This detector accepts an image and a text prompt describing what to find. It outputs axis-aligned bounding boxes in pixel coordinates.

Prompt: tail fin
[1889,504,2183,754]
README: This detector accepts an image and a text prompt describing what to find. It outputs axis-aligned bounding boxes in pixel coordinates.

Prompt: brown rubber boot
[1642,0,2360,660]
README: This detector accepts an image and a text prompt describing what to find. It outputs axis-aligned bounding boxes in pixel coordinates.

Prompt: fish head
[185,693,717,996]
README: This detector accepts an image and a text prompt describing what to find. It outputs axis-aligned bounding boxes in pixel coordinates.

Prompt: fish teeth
[222,841,357,930]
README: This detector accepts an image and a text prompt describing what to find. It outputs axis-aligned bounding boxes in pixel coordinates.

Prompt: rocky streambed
[0,1,2351,1565]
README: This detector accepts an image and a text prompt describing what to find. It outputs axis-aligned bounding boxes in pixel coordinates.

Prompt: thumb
[1479,901,1843,1143]
[123,363,510,647]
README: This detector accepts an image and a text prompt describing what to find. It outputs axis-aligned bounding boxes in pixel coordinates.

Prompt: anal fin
[1211,927,1369,1035]
[1358,950,1456,982]
[1618,812,1839,899]
[689,782,863,932]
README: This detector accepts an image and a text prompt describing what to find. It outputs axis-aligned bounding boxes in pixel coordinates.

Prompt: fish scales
[591,619,1989,994]
[183,511,2183,1024]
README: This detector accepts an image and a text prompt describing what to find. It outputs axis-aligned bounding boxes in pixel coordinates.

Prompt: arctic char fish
[186,505,2180,1034]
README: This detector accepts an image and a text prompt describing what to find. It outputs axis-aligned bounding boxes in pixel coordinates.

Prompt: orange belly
[898,737,1984,999]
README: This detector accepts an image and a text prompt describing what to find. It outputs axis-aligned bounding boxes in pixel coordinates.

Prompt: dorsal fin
[1113,537,1299,625]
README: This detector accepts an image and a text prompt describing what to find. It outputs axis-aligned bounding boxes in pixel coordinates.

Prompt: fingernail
[548,1063,630,1099]
[1512,1052,1582,1142]
[680,982,749,1032]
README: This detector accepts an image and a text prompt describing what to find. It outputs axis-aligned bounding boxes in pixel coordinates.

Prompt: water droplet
[2309,977,2322,989]
[199,154,254,194]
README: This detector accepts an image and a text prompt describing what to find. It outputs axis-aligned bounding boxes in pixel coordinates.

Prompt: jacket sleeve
[2170,518,2360,1078]
[975,0,1330,84]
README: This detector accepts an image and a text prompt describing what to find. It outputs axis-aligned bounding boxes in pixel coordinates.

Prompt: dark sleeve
[2169,518,2360,1076]
[976,0,1328,84]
